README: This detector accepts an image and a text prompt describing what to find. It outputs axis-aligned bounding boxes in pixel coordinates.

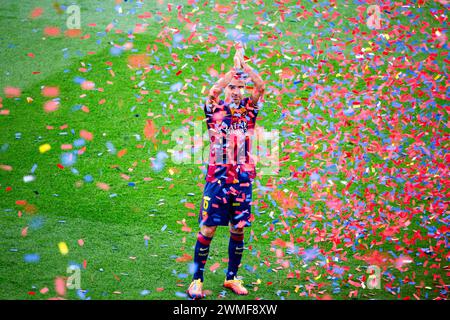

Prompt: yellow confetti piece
[314,274,322,280]
[27,97,33,103]
[434,74,440,80]
[39,144,51,153]
[58,242,69,255]
[168,168,175,175]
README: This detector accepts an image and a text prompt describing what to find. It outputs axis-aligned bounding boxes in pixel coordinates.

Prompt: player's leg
[223,223,248,295]
[226,224,245,280]
[188,181,229,299]
[223,182,252,295]
[193,225,216,281]
[188,225,216,299]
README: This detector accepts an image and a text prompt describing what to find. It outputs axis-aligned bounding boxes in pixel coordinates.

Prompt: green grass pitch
[0,0,448,300]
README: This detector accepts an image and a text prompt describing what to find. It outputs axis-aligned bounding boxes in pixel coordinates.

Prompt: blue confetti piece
[30,163,38,173]
[188,263,197,275]
[170,82,183,92]
[343,108,355,116]
[24,253,40,263]
[106,141,116,154]
[61,152,77,167]
[77,289,91,300]
[175,292,188,298]
[29,217,44,230]
[140,290,151,296]
[73,77,85,84]
[110,46,123,56]
[73,139,85,147]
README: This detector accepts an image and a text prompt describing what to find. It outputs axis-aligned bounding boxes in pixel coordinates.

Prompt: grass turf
[0,0,448,300]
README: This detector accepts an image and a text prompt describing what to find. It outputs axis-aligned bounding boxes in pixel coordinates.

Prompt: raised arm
[235,46,265,106]
[244,64,265,106]
[206,67,238,107]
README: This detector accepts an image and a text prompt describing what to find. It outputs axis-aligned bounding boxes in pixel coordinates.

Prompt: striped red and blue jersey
[204,97,259,184]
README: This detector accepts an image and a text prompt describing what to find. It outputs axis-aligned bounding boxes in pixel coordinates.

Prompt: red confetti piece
[55,277,66,296]
[43,26,60,37]
[80,81,95,90]
[181,225,191,232]
[105,23,114,33]
[0,165,12,171]
[214,4,232,14]
[61,144,73,150]
[143,119,157,141]
[96,182,110,191]
[41,86,59,97]
[209,262,221,272]
[4,87,21,98]
[43,100,59,113]
[80,130,93,141]
[117,149,127,158]
[184,202,195,210]
[30,7,43,19]
[65,29,82,38]
[176,253,192,262]
[128,54,150,68]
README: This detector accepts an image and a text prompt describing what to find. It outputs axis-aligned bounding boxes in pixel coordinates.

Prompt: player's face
[225,79,245,105]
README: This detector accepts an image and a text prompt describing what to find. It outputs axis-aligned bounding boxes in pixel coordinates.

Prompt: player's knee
[230,226,244,241]
[200,225,217,238]
[230,225,244,234]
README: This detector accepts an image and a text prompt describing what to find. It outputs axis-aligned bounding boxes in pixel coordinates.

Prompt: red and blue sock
[226,231,244,280]
[193,232,212,282]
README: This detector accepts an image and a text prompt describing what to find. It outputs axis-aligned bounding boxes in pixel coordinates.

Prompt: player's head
[225,77,245,105]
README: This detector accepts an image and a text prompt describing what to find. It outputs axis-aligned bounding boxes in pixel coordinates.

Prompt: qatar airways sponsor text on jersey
[204,97,259,184]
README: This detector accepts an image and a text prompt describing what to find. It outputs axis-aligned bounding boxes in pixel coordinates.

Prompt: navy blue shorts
[199,181,253,228]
